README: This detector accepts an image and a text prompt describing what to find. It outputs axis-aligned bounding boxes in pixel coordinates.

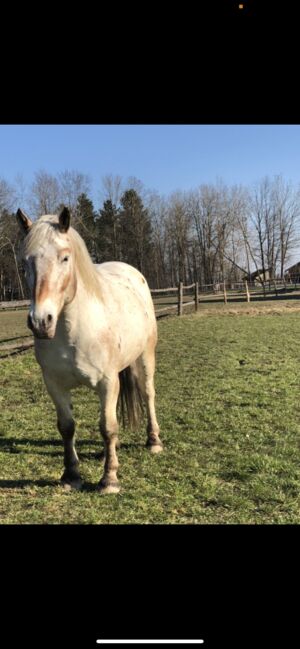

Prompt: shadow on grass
[0,478,57,488]
[0,477,106,493]
[0,437,145,452]
[0,436,100,448]
[0,436,107,462]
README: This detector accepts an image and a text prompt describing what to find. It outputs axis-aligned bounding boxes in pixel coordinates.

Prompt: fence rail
[1,277,300,357]
[0,300,30,310]
[151,277,300,316]
[152,282,199,316]
[150,287,178,294]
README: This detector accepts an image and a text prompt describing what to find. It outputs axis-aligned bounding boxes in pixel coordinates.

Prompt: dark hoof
[62,479,83,491]
[97,479,120,495]
[61,469,83,491]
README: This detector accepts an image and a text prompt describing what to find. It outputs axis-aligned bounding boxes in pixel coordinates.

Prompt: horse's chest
[35,341,103,389]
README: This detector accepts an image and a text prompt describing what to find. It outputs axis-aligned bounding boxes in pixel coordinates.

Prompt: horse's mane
[25,214,103,300]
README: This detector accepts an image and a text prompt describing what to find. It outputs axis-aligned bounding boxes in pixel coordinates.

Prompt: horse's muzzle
[27,313,55,339]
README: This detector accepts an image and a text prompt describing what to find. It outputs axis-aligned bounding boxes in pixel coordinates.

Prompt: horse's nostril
[47,314,53,323]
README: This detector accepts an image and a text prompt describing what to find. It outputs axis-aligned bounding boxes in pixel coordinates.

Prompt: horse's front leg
[98,375,120,494]
[43,374,82,490]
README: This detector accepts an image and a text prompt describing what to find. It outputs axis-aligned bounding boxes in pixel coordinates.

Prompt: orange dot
[239,3,244,8]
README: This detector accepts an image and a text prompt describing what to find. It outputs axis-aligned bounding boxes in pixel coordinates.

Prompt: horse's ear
[58,206,70,233]
[16,208,33,234]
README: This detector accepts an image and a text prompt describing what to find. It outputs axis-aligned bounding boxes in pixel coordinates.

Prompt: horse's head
[16,207,77,339]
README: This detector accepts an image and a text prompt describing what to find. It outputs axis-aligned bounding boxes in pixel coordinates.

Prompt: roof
[285,261,300,273]
[243,268,270,279]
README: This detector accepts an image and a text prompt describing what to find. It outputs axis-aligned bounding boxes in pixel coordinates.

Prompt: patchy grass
[0,309,29,343]
[1,309,300,523]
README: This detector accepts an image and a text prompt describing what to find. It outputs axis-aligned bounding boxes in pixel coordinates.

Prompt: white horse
[17,207,163,494]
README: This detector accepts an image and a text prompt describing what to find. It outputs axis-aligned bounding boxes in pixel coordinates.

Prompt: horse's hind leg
[136,342,163,454]
[98,374,120,494]
[43,374,82,490]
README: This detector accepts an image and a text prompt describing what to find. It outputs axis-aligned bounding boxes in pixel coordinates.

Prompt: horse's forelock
[24,214,103,301]
[24,214,60,255]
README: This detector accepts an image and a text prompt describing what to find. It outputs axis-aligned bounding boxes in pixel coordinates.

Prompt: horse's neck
[62,270,103,337]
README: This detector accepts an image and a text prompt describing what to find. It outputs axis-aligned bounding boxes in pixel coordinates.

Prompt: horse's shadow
[0,436,100,448]
[0,479,58,489]
[0,477,120,493]
[0,437,144,491]
[0,436,104,459]
[0,437,144,455]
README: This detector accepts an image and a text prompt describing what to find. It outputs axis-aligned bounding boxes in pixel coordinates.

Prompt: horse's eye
[62,256,69,263]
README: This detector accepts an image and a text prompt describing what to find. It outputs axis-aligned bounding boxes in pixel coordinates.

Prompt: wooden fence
[150,277,300,314]
[151,282,199,316]
[1,277,300,357]
[0,299,30,310]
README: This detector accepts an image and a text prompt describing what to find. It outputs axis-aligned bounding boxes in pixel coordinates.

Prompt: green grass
[2,308,300,523]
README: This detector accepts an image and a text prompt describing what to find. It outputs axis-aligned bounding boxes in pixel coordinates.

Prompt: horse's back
[95,261,154,309]
[96,261,150,286]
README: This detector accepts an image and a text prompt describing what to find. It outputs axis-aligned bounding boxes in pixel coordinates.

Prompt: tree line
[1,170,300,301]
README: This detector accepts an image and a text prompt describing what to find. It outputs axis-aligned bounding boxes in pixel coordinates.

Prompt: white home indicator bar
[96,641,204,645]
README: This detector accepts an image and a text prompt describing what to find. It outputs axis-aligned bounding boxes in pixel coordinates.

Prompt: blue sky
[1,125,300,208]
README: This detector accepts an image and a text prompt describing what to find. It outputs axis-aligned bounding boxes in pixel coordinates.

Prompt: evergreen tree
[96,199,121,262]
[74,193,97,259]
[119,189,153,275]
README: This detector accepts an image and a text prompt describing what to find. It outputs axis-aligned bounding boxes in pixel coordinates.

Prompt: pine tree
[96,199,121,262]
[74,193,97,259]
[119,189,153,275]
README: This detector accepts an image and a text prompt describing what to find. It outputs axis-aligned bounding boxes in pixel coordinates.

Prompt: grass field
[1,305,300,523]
[0,309,30,340]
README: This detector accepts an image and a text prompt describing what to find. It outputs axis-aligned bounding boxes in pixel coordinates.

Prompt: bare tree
[271,175,300,277]
[58,170,91,214]
[166,192,191,284]
[147,192,169,287]
[0,210,25,299]
[224,185,250,280]
[29,170,60,217]
[14,174,29,212]
[0,178,16,212]
[100,173,123,208]
[241,176,300,284]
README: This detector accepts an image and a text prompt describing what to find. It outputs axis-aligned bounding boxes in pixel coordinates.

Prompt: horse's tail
[118,366,144,430]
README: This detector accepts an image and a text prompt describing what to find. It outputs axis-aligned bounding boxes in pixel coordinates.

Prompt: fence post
[223,281,227,304]
[245,280,250,302]
[194,281,199,312]
[178,281,183,316]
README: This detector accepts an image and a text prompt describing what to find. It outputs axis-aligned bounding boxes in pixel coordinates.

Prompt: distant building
[284,262,300,283]
[242,268,271,284]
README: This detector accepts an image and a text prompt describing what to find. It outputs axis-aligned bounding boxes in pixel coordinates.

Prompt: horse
[16,206,163,494]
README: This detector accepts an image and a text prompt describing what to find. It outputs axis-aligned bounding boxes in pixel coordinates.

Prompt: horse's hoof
[146,439,164,454]
[149,444,163,454]
[61,476,83,491]
[62,480,83,491]
[97,480,121,495]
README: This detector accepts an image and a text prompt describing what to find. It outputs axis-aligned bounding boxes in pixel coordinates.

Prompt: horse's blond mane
[25,214,103,300]
[70,227,103,300]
